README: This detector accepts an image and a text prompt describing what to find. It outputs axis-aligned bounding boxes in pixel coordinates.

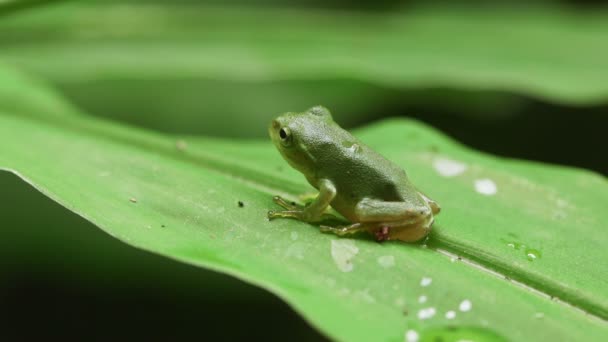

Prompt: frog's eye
[279,127,292,146]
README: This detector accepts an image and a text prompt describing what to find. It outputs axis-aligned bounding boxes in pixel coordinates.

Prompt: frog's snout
[271,119,280,130]
[269,119,280,138]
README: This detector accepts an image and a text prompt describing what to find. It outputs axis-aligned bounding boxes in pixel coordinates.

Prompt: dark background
[1,0,606,341]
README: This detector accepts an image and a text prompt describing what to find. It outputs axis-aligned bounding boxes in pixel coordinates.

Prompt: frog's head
[269,106,333,176]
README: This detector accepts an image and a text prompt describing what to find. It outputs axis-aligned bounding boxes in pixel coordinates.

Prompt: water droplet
[433,157,467,177]
[377,255,395,268]
[474,178,497,195]
[330,239,359,272]
[355,288,376,303]
[285,242,305,260]
[513,242,524,250]
[420,277,432,287]
[556,198,568,208]
[338,288,350,296]
[394,297,405,307]
[503,239,542,261]
[526,248,542,261]
[418,295,427,304]
[417,307,436,320]
[405,329,419,342]
[459,299,472,312]
[445,310,456,319]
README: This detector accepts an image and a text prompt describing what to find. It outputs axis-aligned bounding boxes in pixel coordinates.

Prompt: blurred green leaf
[1,65,607,341]
[0,1,604,138]
[1,2,607,105]
[0,0,69,16]
[49,78,406,137]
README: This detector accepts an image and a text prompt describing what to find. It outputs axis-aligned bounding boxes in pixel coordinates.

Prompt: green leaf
[1,2,608,106]
[1,65,607,341]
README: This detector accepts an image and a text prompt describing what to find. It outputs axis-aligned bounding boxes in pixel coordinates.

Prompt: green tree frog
[267,106,440,242]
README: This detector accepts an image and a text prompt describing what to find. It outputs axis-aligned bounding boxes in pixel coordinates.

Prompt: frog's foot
[319,223,364,236]
[272,196,301,210]
[374,226,391,242]
[269,195,339,222]
[418,192,441,215]
[268,209,339,223]
[268,196,306,221]
[268,209,301,220]
[268,196,303,220]
[298,192,318,205]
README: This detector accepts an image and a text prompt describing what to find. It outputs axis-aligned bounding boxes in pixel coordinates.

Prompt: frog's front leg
[268,179,336,223]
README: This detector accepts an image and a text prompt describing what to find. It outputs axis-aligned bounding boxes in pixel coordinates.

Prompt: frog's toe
[374,226,391,242]
[272,196,299,210]
[319,222,364,236]
[419,192,441,215]
[319,225,333,234]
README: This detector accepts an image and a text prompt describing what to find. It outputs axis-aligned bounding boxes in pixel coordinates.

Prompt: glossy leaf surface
[1,66,606,341]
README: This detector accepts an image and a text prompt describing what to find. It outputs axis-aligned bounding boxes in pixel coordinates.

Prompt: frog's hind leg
[418,192,440,215]
[320,222,366,237]
[354,198,431,223]
[321,223,393,242]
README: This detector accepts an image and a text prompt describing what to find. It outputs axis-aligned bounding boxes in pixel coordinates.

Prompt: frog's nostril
[271,120,280,130]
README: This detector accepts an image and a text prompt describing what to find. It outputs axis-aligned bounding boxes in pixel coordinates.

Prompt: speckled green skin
[268,106,440,242]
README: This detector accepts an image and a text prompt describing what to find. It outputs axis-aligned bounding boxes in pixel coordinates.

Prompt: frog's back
[310,131,417,204]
